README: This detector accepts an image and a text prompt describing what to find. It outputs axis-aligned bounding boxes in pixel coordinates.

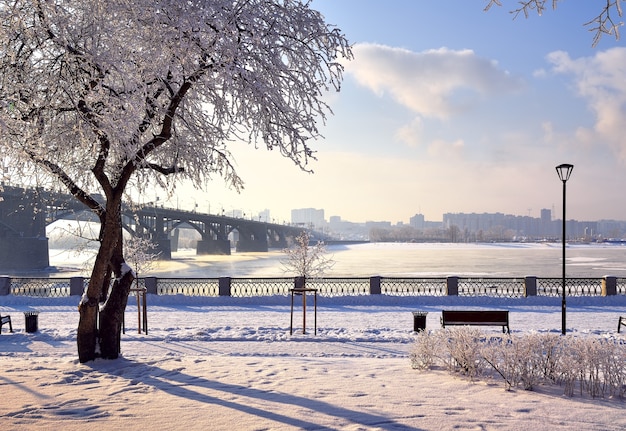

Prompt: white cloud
[344,43,524,120]
[547,47,626,162]
[394,117,423,147]
[427,138,465,158]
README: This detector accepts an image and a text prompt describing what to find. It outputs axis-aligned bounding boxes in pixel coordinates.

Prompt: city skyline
[295,206,626,242]
[292,205,624,228]
[162,2,626,225]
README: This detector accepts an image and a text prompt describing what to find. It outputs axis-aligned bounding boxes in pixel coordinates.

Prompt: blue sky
[172,1,626,225]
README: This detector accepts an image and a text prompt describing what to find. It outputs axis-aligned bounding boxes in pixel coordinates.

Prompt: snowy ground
[2,293,626,430]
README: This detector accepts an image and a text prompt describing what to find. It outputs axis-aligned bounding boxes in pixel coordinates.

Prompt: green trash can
[24,311,39,333]
[412,311,428,332]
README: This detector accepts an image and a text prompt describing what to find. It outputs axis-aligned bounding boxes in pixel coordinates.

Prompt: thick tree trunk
[99,267,134,359]
[77,244,114,363]
[77,297,99,363]
[77,195,132,363]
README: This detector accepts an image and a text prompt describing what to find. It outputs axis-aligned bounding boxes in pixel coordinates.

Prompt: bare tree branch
[485,0,623,46]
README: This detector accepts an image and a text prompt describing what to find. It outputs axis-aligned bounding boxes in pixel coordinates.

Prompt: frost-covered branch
[484,0,623,46]
[0,0,352,197]
[124,236,160,276]
[281,231,335,280]
[24,149,105,217]
[585,0,624,47]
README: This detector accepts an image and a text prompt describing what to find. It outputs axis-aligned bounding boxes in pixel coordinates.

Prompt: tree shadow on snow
[86,357,424,430]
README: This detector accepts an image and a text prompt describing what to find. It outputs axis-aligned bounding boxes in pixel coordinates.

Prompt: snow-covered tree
[281,231,334,286]
[124,236,160,278]
[0,0,351,362]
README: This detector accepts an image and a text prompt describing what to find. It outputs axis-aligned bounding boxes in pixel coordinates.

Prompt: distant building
[409,213,425,230]
[258,209,270,223]
[329,215,341,225]
[291,207,325,229]
[328,215,368,240]
[365,221,392,229]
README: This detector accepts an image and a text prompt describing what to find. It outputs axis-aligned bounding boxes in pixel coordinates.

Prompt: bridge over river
[0,185,319,271]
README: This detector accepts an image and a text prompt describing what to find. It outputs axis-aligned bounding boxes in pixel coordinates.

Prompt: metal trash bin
[24,311,39,333]
[412,311,428,332]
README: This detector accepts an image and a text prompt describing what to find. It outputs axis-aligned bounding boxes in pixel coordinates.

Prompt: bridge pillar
[267,232,287,249]
[0,186,50,271]
[197,239,231,255]
[236,238,268,252]
[170,228,179,253]
[0,237,50,271]
[236,225,268,252]
[155,239,171,260]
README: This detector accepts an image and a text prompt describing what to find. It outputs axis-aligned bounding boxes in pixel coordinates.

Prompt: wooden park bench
[619,316,625,333]
[441,310,510,334]
[1,314,13,334]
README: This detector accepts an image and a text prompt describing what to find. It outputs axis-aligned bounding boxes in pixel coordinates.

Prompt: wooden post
[143,290,148,335]
[136,291,141,334]
[302,289,307,334]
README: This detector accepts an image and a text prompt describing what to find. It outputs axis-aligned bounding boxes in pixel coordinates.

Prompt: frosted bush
[409,331,443,370]
[558,337,626,398]
[446,328,487,379]
[412,328,487,379]
[482,336,528,390]
[534,332,562,383]
[410,329,626,398]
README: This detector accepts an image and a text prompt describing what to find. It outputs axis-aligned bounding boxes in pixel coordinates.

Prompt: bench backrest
[442,310,508,324]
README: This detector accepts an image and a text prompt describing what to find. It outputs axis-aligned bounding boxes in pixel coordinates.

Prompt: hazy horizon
[150,2,626,225]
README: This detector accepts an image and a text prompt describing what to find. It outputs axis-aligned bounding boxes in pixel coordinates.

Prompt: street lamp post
[556,163,573,335]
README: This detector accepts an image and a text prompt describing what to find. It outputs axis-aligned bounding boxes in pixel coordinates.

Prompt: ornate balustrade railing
[458,278,526,298]
[1,275,625,299]
[380,277,447,296]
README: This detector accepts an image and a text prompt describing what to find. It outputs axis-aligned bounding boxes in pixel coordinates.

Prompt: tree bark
[77,195,133,362]
[99,267,134,359]
[77,241,114,362]
[76,296,99,363]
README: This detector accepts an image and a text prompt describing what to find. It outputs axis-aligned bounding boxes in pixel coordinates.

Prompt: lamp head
[556,163,574,182]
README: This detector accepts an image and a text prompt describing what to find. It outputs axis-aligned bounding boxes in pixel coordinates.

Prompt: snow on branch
[484,0,623,46]
[0,0,352,197]
[281,231,335,280]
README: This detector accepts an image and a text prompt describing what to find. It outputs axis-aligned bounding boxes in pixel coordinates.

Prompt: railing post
[294,276,305,289]
[0,276,10,295]
[370,276,381,295]
[145,277,158,295]
[69,277,84,296]
[524,276,537,297]
[446,276,459,296]
[602,276,617,296]
[218,277,231,296]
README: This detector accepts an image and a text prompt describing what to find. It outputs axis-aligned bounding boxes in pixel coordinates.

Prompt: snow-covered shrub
[410,330,443,370]
[441,328,486,379]
[410,329,626,398]
[482,336,522,390]
[557,337,626,398]
[534,332,563,383]
[478,333,555,390]
[601,339,626,398]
